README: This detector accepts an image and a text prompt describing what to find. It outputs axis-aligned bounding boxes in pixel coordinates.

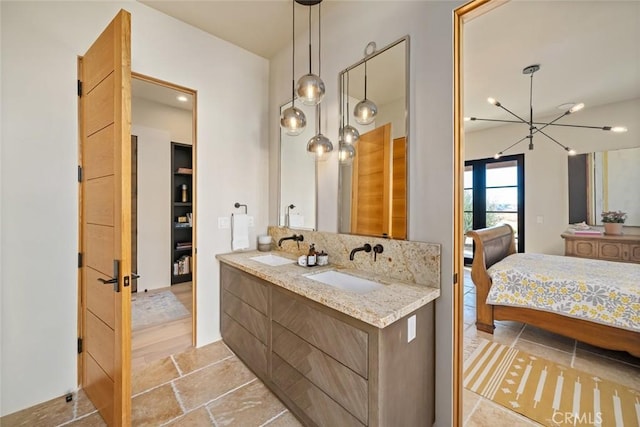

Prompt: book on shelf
[173,255,191,275]
[174,222,192,228]
[175,167,193,174]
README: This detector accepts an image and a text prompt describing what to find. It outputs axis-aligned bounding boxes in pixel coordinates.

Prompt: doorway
[130,74,197,368]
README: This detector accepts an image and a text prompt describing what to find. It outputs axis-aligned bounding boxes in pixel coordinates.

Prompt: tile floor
[4,271,638,426]
[1,341,303,427]
[461,268,640,425]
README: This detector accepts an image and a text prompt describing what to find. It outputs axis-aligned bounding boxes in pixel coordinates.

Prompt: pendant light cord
[291,0,296,105]
[346,71,351,125]
[364,60,368,100]
[307,6,312,74]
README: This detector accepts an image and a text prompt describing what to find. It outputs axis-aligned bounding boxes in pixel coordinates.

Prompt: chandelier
[466,64,627,159]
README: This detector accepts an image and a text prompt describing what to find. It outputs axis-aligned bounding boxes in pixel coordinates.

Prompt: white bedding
[487,253,640,332]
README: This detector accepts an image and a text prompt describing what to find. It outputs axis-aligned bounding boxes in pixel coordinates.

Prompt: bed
[466,224,640,357]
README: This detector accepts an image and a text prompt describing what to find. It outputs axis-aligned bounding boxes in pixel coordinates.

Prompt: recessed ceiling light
[177,95,188,102]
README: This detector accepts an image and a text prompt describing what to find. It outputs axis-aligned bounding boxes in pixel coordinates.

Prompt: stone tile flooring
[1,341,302,427]
[4,270,638,426]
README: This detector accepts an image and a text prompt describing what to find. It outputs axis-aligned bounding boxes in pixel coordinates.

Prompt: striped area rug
[464,339,640,427]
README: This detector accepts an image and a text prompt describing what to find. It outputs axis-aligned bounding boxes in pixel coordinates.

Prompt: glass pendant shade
[296,73,325,106]
[280,106,307,136]
[354,98,378,125]
[307,133,333,161]
[342,124,360,144]
[338,142,356,165]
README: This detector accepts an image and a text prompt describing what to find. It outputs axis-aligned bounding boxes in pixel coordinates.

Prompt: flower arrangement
[601,210,626,223]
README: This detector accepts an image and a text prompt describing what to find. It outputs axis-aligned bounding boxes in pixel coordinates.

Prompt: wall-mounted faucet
[278,233,304,249]
[349,243,372,261]
[373,244,384,261]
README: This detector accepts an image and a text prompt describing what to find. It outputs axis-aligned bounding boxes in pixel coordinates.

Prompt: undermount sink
[249,254,295,267]
[305,270,384,294]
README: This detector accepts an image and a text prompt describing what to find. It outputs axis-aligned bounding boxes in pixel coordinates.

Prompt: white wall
[465,98,640,254]
[1,1,269,416]
[133,97,192,145]
[269,2,464,426]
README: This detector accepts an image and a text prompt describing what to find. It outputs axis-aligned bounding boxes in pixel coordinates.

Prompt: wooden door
[79,10,132,426]
[391,136,407,239]
[350,123,392,237]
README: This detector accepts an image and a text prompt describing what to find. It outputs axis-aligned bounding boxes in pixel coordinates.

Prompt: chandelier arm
[496,104,528,123]
[537,129,571,151]
[497,135,530,155]
[468,117,524,124]
[533,122,612,131]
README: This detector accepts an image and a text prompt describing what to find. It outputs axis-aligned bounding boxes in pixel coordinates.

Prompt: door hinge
[453,272,459,285]
[77,80,82,97]
[78,253,83,268]
[77,165,83,183]
[77,337,83,354]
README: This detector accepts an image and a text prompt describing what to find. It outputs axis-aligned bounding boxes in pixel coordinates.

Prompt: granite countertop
[216,250,440,329]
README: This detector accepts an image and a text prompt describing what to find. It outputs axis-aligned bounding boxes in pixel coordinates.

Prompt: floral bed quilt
[487,253,640,332]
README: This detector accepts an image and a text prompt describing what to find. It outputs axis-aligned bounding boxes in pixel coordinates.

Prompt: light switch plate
[218,217,230,229]
[407,314,416,343]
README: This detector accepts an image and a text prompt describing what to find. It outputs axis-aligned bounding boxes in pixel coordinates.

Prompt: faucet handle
[373,244,384,261]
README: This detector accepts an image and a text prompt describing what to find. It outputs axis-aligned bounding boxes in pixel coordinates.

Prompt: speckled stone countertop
[216,250,440,329]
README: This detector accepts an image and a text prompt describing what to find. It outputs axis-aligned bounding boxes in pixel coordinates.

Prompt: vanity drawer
[272,354,365,427]
[272,322,368,424]
[221,312,267,378]
[221,264,269,315]
[222,290,268,344]
[272,288,368,378]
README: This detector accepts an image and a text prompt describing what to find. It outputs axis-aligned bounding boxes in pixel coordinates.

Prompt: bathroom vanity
[217,249,440,427]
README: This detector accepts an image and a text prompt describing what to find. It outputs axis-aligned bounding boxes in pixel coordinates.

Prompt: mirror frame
[277,100,318,231]
[337,35,411,238]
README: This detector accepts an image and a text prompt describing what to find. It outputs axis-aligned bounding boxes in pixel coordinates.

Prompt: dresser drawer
[221,264,268,315]
[221,313,267,378]
[272,354,365,427]
[272,288,368,378]
[272,322,368,424]
[222,290,268,344]
[598,242,623,261]
[629,244,640,263]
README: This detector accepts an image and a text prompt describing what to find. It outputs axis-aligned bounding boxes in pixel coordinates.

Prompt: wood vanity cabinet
[561,233,640,264]
[219,263,435,427]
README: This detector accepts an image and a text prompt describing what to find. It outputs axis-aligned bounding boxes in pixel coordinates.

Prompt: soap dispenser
[307,243,317,266]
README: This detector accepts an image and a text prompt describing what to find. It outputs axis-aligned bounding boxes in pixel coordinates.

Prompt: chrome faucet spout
[349,243,372,261]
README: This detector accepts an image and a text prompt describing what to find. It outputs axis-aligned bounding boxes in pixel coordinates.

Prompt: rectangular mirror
[279,101,317,230]
[338,36,409,239]
[568,146,640,226]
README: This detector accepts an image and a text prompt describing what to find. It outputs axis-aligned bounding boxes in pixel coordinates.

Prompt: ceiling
[137,1,640,130]
[132,78,193,111]
[464,1,640,131]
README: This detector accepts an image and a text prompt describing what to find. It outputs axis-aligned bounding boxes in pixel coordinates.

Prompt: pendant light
[338,73,356,164]
[306,1,332,160]
[280,0,306,136]
[296,0,325,106]
[342,70,360,144]
[354,57,378,125]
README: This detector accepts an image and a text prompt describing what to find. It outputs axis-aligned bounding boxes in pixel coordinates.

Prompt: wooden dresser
[561,232,640,264]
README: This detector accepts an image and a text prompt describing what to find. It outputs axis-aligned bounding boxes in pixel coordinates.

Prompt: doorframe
[131,72,198,346]
[77,72,198,388]
[453,0,504,425]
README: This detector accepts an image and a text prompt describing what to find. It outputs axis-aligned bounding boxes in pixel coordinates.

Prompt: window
[464,154,524,263]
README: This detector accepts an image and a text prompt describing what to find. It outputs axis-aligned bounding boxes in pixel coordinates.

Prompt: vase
[604,223,624,235]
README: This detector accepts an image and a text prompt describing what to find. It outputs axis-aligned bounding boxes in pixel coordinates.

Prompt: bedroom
[461,1,639,424]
